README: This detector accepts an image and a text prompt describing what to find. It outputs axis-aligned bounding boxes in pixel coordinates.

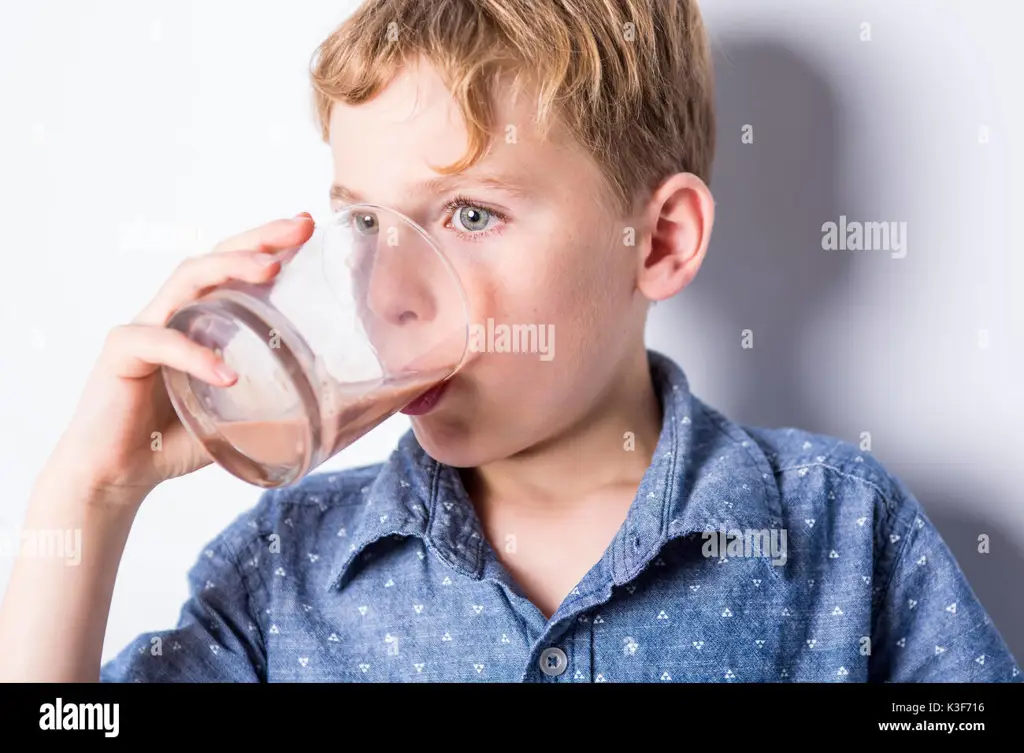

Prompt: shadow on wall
[649,35,1024,662]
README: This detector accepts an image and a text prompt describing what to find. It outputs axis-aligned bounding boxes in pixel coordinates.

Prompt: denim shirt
[100,350,1020,682]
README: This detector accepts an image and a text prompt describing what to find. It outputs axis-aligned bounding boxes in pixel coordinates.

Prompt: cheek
[531,224,631,322]
[440,210,632,355]
[479,227,630,353]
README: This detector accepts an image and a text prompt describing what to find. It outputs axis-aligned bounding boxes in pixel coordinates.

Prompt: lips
[399,379,450,416]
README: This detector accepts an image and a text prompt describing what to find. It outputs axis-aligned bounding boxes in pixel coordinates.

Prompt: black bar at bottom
[0,681,1014,743]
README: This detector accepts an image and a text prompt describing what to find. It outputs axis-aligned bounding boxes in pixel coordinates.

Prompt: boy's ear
[634,172,714,302]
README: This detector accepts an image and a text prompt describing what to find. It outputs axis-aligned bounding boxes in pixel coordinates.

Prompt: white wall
[0,0,1020,663]
[651,0,1024,658]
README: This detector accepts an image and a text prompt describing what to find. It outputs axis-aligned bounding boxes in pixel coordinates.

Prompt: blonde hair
[309,0,716,215]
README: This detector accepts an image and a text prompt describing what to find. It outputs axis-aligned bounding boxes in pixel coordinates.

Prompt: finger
[133,214,315,326]
[100,324,237,384]
[133,248,281,326]
[211,213,314,255]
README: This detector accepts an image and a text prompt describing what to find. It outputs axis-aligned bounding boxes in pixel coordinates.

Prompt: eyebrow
[329,172,534,205]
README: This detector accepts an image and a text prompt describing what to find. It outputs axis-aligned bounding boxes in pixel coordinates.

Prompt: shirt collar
[325,349,782,592]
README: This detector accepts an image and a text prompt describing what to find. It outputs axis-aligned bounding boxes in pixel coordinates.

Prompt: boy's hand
[41,214,315,509]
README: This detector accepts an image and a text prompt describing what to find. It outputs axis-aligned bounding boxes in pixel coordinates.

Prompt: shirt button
[539,647,568,676]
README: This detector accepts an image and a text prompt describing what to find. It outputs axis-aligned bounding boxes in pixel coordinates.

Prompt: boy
[0,0,1018,683]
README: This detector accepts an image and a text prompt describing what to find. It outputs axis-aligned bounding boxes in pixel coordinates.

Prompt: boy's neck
[460,348,662,516]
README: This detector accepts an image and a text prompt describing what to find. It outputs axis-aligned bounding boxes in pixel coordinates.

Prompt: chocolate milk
[210,368,447,484]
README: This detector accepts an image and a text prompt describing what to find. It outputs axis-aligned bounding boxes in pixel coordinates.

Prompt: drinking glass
[161,204,469,488]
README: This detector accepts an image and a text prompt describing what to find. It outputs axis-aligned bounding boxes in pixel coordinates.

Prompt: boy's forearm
[0,472,140,682]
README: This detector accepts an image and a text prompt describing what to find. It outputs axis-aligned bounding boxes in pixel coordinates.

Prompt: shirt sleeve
[869,479,1021,682]
[99,508,268,683]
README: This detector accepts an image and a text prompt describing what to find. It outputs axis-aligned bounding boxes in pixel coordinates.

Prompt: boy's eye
[352,212,379,235]
[452,205,495,233]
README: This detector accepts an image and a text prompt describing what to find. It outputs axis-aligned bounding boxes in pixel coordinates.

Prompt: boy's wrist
[31,454,151,517]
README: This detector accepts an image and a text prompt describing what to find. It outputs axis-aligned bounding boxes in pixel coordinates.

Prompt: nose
[346,210,468,376]
[360,220,437,326]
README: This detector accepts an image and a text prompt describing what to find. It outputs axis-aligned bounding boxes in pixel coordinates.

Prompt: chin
[408,417,512,468]
[409,419,484,468]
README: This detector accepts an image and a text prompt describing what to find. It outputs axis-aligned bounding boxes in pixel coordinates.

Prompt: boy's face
[328,58,648,467]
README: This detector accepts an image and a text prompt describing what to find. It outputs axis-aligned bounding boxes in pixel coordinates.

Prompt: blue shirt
[100,350,1021,682]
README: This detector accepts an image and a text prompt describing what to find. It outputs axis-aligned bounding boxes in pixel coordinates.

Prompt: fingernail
[255,252,281,266]
[214,361,238,383]
[293,212,312,222]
